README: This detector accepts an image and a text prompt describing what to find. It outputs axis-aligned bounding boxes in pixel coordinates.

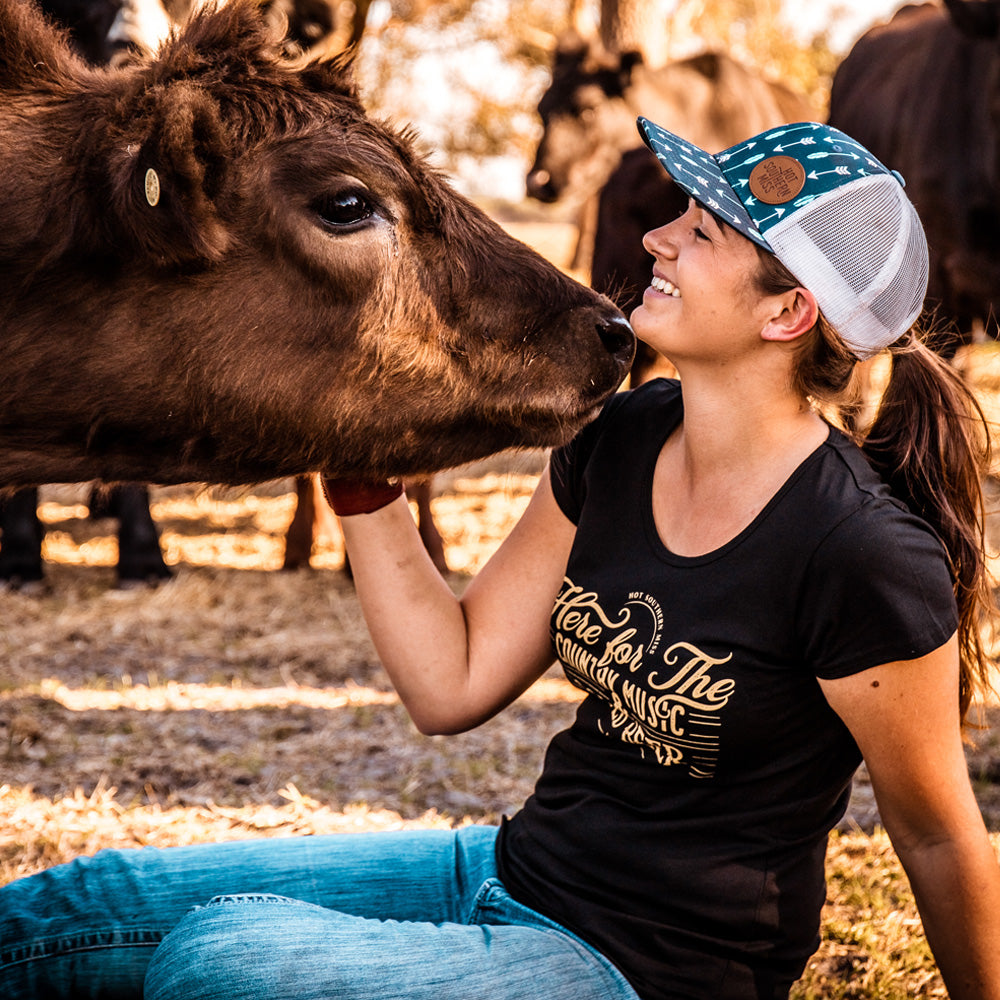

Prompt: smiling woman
[632,198,783,375]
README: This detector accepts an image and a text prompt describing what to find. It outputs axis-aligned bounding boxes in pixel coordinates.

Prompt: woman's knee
[144,893,330,1000]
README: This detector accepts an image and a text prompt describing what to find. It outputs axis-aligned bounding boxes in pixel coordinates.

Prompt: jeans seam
[467,878,639,999]
[466,877,504,925]
[204,893,312,908]
[0,927,165,968]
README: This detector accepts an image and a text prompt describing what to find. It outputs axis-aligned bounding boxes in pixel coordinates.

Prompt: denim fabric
[0,825,639,1000]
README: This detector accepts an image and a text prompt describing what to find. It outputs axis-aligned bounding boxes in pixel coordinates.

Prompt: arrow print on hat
[808,166,851,179]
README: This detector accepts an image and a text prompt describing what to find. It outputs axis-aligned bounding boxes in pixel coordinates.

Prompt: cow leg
[283,475,446,575]
[569,192,600,274]
[282,474,342,570]
[90,484,172,587]
[408,477,448,575]
[0,487,45,588]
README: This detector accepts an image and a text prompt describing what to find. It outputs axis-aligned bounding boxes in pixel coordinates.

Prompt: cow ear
[114,82,232,266]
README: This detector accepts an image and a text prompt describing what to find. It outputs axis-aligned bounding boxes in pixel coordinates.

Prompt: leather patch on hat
[748,155,806,205]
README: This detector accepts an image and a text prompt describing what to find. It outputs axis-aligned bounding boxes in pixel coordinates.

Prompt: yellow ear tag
[144,168,160,207]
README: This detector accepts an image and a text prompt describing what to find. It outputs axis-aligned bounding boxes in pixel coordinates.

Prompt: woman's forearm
[340,496,476,733]
[901,829,1000,1000]
[339,471,575,735]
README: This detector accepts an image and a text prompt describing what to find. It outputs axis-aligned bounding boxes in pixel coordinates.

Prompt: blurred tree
[669,0,839,114]
[356,0,575,183]
[353,0,841,197]
[590,0,838,114]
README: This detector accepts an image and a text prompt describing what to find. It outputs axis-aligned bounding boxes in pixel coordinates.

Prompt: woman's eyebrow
[692,204,722,236]
[700,207,735,241]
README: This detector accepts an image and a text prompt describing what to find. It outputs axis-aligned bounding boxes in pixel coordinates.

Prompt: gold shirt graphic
[553,579,736,775]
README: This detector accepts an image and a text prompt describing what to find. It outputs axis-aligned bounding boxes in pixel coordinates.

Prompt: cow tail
[862,332,996,729]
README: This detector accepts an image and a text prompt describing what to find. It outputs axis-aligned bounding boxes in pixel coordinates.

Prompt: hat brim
[636,117,772,251]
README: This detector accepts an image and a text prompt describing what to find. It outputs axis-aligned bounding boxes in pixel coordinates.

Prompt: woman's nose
[643,220,679,258]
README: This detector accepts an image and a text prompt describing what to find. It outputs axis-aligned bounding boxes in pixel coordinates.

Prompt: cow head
[526,32,644,204]
[0,0,633,486]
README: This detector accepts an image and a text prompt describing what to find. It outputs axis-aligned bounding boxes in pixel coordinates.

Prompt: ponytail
[755,248,996,727]
[862,335,995,724]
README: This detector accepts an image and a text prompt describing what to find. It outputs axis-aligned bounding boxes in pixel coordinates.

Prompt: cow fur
[0,0,632,488]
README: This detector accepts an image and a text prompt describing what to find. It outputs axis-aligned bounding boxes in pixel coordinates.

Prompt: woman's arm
[820,635,1000,1000]
[339,467,575,735]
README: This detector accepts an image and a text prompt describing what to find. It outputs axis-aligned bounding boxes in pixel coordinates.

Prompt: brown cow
[527,38,813,212]
[0,0,632,493]
[0,0,355,590]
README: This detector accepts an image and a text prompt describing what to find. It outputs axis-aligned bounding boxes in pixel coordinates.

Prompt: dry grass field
[3,218,1000,998]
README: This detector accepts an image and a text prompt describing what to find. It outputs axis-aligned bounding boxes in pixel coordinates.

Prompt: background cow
[527,38,812,210]
[0,0,633,538]
[827,0,1000,355]
[528,36,815,384]
[589,147,688,384]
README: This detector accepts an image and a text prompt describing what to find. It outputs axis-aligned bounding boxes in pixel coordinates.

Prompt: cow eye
[313,189,375,231]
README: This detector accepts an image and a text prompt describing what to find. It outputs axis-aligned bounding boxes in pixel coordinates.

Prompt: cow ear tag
[144,168,160,207]
[748,155,805,205]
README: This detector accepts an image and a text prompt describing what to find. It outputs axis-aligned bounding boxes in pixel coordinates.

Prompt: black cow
[528,38,814,384]
[590,148,687,383]
[828,0,1000,352]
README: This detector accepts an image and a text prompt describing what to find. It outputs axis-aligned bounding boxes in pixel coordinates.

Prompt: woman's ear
[761,287,819,343]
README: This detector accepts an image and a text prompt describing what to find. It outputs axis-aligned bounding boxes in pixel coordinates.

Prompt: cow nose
[597,315,635,362]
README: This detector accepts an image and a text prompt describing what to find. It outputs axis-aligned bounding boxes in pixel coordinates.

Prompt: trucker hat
[636,116,929,359]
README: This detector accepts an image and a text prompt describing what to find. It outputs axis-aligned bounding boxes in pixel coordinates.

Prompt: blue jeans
[0,825,639,1000]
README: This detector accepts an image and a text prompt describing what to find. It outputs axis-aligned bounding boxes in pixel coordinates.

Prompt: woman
[2,118,998,1000]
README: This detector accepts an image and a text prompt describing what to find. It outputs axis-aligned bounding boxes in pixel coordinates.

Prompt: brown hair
[755,250,996,728]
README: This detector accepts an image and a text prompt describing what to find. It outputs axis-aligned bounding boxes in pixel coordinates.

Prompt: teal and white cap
[637,117,929,360]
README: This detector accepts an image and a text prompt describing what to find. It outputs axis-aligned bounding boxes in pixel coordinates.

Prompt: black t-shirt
[495,380,958,1000]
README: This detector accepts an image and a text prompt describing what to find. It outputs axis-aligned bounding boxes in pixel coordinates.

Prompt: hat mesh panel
[771,177,928,354]
[868,204,928,334]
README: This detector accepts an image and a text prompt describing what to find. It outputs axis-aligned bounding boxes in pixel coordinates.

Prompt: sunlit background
[354,0,907,200]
